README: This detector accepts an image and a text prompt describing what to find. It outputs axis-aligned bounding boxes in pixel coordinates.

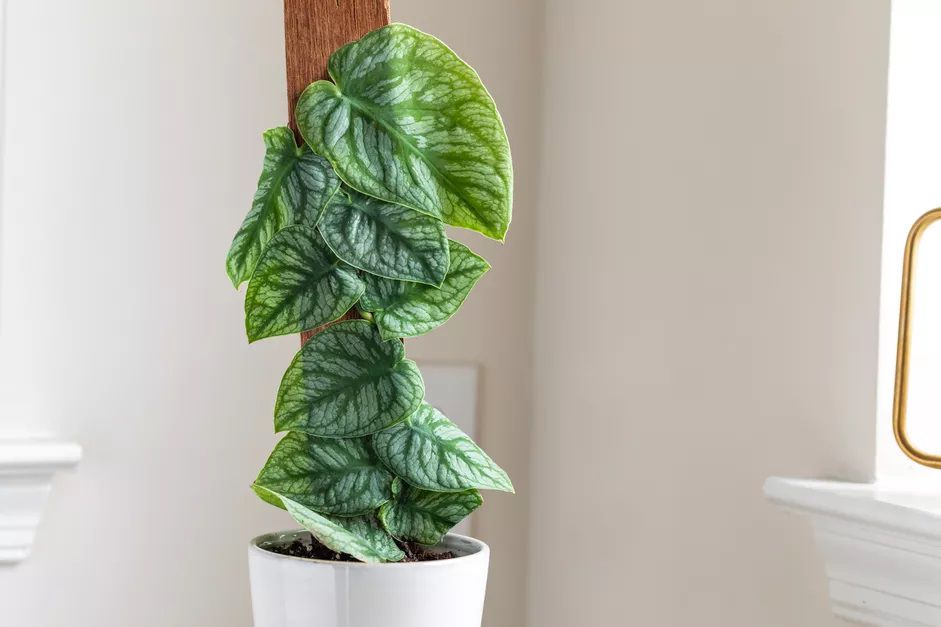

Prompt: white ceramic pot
[248,530,490,627]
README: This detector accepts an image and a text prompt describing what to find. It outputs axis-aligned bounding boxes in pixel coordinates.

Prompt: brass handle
[893,207,941,468]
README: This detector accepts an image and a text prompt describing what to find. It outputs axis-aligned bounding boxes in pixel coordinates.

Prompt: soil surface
[266,533,455,563]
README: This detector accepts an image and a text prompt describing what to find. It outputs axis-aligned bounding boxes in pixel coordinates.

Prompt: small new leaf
[244,226,364,342]
[254,487,403,563]
[253,432,393,516]
[226,127,341,287]
[380,480,482,545]
[360,240,489,340]
[275,320,424,437]
[296,23,513,240]
[374,402,513,492]
[319,187,449,286]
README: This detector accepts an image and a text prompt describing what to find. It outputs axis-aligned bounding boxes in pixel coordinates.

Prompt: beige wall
[0,0,895,626]
[527,1,889,626]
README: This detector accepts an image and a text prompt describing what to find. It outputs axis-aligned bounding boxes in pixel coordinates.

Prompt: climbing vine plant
[226,24,513,563]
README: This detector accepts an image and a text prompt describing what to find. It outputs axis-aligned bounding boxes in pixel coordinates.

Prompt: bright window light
[877,0,941,482]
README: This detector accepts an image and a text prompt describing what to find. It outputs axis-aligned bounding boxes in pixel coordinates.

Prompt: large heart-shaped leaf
[296,23,512,241]
[379,480,482,545]
[374,402,512,493]
[226,127,340,287]
[360,240,489,340]
[254,487,403,563]
[319,188,449,286]
[253,431,393,516]
[275,320,424,437]
[244,226,364,342]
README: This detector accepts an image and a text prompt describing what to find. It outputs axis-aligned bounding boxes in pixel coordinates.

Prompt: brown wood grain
[284,0,390,345]
[284,0,390,136]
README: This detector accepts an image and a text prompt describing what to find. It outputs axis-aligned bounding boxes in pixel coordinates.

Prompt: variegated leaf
[296,23,512,241]
[226,127,340,287]
[319,187,449,286]
[275,320,424,437]
[253,431,393,516]
[360,240,489,340]
[254,487,403,563]
[374,402,512,493]
[327,511,405,562]
[244,226,363,342]
[379,480,482,545]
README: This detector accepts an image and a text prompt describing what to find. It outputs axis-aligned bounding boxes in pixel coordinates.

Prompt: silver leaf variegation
[374,402,512,493]
[255,487,403,563]
[244,226,364,342]
[275,320,425,437]
[360,240,489,340]
[319,187,449,286]
[253,431,393,516]
[226,127,340,287]
[379,480,482,545]
[296,24,513,241]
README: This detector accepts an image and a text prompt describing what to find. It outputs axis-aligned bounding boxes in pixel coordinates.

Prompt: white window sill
[765,477,941,627]
[0,438,81,564]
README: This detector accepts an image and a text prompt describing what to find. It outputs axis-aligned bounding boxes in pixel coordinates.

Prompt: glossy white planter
[248,530,490,627]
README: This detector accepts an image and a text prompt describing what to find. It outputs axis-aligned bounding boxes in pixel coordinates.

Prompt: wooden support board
[283,0,390,343]
[283,0,390,135]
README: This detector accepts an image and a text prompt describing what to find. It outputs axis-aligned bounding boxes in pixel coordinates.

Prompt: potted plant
[226,23,514,627]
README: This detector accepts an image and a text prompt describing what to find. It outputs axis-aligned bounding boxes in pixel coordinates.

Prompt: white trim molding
[765,477,941,626]
[0,438,81,564]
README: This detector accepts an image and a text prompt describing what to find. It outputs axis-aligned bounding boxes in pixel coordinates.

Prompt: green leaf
[253,431,393,516]
[244,226,364,342]
[327,512,405,562]
[296,23,512,241]
[319,188,449,286]
[254,487,403,563]
[374,402,512,492]
[226,127,341,287]
[379,480,482,545]
[360,240,489,340]
[275,319,424,437]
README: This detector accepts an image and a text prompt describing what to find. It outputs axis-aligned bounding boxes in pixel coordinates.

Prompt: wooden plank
[283,0,390,343]
[283,0,390,136]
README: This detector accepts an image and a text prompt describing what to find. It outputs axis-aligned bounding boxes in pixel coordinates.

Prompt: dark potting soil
[266,533,455,563]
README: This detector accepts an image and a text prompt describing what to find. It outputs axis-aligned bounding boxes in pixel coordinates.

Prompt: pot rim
[249,529,489,568]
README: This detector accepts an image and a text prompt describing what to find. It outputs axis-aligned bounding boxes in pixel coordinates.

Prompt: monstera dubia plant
[227,23,513,563]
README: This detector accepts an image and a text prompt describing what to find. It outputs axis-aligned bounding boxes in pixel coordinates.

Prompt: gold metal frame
[894,207,941,468]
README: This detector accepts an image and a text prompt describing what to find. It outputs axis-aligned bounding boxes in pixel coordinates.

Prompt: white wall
[0,1,292,624]
[527,1,889,626]
[0,1,539,626]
